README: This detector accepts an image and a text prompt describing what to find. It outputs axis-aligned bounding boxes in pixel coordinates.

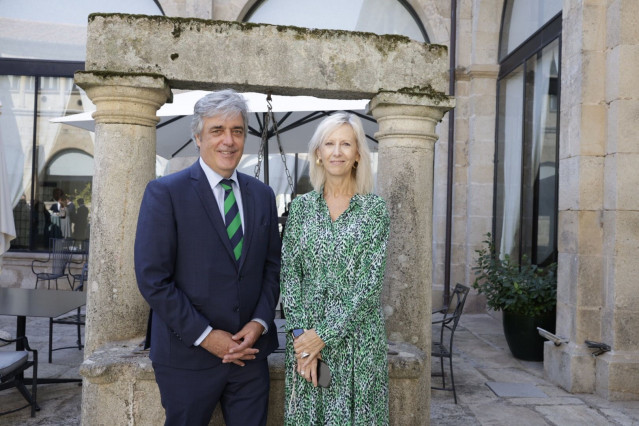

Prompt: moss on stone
[87,13,443,57]
[75,70,167,81]
[170,53,179,61]
[378,84,450,103]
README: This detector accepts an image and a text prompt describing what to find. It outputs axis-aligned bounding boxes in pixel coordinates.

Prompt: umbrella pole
[263,134,269,186]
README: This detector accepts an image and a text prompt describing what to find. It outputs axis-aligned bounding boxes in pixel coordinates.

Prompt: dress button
[233,306,239,313]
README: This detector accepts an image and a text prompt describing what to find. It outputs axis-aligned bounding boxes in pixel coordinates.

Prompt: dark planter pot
[502,309,556,361]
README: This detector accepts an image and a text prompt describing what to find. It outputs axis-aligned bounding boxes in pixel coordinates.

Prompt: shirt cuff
[251,318,268,335]
[194,325,212,346]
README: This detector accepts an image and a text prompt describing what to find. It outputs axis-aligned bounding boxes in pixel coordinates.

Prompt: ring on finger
[301,352,310,359]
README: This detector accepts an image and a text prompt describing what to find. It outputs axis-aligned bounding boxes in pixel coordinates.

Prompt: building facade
[1,0,637,401]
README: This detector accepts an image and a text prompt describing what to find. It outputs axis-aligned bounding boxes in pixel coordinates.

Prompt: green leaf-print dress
[281,190,390,426]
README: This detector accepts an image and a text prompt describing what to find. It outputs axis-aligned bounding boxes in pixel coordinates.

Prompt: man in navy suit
[135,90,281,426]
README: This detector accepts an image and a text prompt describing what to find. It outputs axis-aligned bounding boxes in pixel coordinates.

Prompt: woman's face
[316,124,360,181]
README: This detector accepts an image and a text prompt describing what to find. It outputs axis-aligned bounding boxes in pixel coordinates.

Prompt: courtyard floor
[1,313,638,425]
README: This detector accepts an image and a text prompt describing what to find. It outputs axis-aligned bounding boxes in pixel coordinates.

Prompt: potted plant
[472,233,557,361]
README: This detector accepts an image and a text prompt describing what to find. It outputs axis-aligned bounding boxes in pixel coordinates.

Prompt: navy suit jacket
[134,161,281,370]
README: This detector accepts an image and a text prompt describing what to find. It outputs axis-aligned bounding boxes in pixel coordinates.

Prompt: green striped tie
[220,179,243,262]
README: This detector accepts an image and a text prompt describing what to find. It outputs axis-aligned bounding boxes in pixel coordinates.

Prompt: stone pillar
[73,72,171,356]
[369,90,454,425]
[545,0,639,400]
[597,0,639,400]
[544,0,606,394]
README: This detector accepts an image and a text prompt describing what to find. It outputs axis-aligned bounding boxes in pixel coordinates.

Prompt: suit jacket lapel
[237,173,254,271]
[190,163,235,262]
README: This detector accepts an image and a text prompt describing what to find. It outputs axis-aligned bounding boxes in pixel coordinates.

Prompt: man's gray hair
[191,89,249,142]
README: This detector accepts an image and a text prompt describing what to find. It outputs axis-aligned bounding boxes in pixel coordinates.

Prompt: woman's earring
[353,161,358,170]
[316,157,322,166]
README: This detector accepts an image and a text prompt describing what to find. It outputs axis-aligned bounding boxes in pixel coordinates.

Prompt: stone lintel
[84,14,448,99]
[75,71,172,127]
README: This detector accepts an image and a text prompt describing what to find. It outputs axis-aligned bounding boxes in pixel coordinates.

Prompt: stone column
[546,0,639,400]
[597,0,639,400]
[73,72,171,356]
[369,90,454,425]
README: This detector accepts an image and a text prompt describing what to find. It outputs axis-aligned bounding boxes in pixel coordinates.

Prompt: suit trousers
[153,359,270,426]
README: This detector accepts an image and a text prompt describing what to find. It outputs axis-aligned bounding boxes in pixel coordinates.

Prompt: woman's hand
[293,328,325,374]
[297,356,321,387]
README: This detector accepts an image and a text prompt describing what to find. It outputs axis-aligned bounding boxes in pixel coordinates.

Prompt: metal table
[0,287,86,384]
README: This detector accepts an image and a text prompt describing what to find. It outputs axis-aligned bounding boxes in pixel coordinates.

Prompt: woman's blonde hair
[308,112,373,194]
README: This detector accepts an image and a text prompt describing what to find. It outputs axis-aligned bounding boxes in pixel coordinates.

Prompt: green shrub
[472,233,557,317]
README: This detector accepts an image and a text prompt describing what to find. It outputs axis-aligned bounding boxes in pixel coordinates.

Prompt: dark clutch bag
[317,359,332,388]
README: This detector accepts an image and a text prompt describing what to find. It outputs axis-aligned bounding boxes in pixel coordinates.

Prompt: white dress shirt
[194,158,267,347]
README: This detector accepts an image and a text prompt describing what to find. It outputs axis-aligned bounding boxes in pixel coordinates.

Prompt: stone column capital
[74,71,172,127]
[368,90,455,142]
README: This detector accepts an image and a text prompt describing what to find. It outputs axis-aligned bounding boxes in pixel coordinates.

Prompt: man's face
[196,113,245,178]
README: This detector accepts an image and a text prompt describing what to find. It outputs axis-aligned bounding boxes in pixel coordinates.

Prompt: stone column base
[544,342,596,394]
[80,340,426,425]
[595,352,639,400]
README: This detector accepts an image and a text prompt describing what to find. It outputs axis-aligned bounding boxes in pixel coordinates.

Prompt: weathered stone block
[582,1,606,52]
[606,99,639,154]
[576,255,604,307]
[577,210,604,255]
[581,51,606,105]
[578,156,605,211]
[557,210,578,253]
[596,352,639,400]
[606,45,639,102]
[580,103,606,155]
[85,14,448,99]
[544,343,596,393]
[576,307,603,344]
[604,153,639,210]
[558,157,579,211]
[554,300,575,338]
[606,0,639,49]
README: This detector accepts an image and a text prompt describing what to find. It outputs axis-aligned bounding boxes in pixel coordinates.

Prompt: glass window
[521,41,559,265]
[0,0,163,61]
[495,7,561,266]
[495,66,524,260]
[1,75,95,250]
[500,0,562,60]
[1,1,163,252]
[246,0,428,42]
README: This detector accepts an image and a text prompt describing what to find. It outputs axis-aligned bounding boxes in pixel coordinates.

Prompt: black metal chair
[0,336,39,417]
[31,238,73,290]
[49,262,87,363]
[69,239,90,289]
[431,283,470,404]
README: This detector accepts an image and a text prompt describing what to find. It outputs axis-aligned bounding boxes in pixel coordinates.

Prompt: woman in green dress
[281,112,390,425]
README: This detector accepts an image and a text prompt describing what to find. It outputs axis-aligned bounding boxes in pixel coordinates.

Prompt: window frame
[493,11,562,266]
[243,0,429,43]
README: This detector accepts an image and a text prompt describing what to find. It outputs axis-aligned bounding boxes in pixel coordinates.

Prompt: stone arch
[77,14,454,425]
[405,0,450,45]
[229,0,445,45]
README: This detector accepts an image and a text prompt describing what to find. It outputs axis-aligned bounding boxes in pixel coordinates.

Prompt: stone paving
[1,313,638,425]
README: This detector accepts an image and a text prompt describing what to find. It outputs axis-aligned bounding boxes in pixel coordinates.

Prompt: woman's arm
[280,198,309,331]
